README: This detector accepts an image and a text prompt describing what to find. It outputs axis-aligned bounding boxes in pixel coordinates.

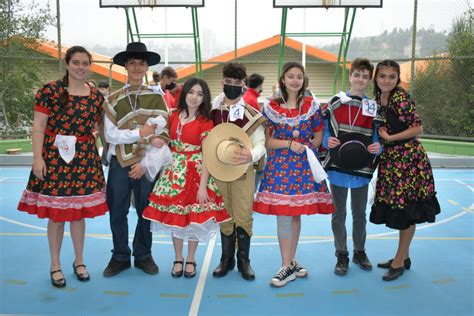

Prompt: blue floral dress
[254,97,334,216]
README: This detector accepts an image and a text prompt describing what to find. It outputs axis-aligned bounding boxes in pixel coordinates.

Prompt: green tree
[415,8,474,137]
[0,0,54,133]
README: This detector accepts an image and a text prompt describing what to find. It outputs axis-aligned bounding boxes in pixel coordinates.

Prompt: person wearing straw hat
[102,42,169,277]
[253,61,334,287]
[322,58,383,277]
[207,62,266,281]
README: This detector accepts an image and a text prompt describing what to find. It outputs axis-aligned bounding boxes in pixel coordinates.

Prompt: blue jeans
[106,156,155,262]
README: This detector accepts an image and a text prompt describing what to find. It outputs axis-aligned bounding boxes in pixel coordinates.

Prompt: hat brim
[203,123,252,182]
[330,132,373,170]
[112,51,161,67]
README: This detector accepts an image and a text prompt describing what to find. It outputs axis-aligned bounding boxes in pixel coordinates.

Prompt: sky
[24,0,471,58]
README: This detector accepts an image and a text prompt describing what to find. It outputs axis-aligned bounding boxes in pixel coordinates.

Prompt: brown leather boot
[236,227,255,281]
[212,231,236,278]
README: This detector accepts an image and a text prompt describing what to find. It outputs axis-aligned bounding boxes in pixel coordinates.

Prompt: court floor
[0,167,473,315]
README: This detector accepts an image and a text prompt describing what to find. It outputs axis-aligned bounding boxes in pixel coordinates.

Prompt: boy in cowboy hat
[322,57,382,276]
[102,42,169,277]
[209,62,266,281]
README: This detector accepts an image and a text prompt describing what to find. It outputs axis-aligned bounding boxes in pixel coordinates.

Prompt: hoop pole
[132,8,141,42]
[410,0,418,96]
[124,8,134,43]
[278,8,288,77]
[341,8,357,91]
[332,8,349,94]
[192,7,203,77]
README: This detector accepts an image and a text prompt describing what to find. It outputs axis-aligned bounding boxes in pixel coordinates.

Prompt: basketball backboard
[99,0,204,8]
[273,0,382,8]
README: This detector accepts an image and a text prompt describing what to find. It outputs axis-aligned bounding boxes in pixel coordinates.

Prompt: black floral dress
[370,88,440,230]
[18,80,108,222]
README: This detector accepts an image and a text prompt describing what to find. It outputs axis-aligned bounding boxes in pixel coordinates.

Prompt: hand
[233,146,253,165]
[378,127,392,141]
[328,136,341,149]
[128,163,145,180]
[151,137,166,148]
[139,123,157,138]
[289,141,305,154]
[367,142,381,154]
[197,186,210,209]
[32,158,47,181]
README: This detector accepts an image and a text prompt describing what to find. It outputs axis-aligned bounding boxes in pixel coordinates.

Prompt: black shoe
[171,260,183,278]
[334,254,349,276]
[352,251,373,271]
[73,261,90,282]
[50,269,66,288]
[377,258,411,270]
[184,262,197,278]
[382,266,405,281]
[134,256,159,275]
[103,258,131,277]
[291,259,308,278]
[271,265,296,287]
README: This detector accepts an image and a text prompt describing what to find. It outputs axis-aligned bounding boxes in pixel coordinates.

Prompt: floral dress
[142,111,229,241]
[18,80,108,222]
[253,97,334,216]
[370,88,440,230]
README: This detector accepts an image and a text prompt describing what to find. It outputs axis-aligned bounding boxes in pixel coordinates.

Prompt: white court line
[1,208,471,246]
[455,180,474,193]
[189,234,216,316]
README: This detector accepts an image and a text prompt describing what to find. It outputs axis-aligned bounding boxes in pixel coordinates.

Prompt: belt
[45,130,94,142]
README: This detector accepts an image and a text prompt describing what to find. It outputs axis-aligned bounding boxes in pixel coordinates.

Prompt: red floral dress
[253,97,334,216]
[18,80,108,222]
[142,111,229,241]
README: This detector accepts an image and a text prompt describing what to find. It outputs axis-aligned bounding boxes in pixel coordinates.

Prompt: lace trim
[19,189,106,210]
[254,191,333,207]
[263,98,320,127]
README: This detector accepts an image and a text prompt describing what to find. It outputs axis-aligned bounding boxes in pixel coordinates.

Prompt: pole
[56,0,62,73]
[234,0,237,61]
[410,0,418,97]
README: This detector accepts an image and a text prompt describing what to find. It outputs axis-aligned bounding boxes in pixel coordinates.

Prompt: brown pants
[215,166,255,237]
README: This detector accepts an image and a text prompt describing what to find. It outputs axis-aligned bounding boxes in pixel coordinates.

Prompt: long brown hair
[278,61,307,108]
[58,46,93,108]
[373,59,402,99]
[178,77,212,119]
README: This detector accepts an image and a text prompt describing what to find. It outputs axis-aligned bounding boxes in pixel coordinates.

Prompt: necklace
[176,111,196,140]
[348,102,362,131]
[281,96,302,139]
[125,84,144,129]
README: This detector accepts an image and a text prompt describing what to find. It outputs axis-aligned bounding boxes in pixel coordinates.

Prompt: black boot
[235,227,255,281]
[212,231,236,278]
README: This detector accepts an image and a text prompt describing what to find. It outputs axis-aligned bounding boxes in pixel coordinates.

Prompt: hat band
[339,140,367,151]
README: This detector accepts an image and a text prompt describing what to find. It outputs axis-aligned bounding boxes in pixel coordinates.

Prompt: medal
[292,130,300,138]
[131,120,138,129]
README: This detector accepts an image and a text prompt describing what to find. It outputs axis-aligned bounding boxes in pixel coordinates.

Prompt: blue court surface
[0,167,473,316]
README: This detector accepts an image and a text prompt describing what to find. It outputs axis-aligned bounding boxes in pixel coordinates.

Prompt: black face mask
[165,82,176,90]
[223,84,242,100]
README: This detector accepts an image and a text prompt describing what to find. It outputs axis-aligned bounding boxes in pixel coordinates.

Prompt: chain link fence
[1,0,472,139]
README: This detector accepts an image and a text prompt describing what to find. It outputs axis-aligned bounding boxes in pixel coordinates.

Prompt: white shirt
[104,114,141,162]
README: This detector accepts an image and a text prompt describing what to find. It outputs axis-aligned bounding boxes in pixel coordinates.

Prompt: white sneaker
[291,259,308,278]
[270,265,296,287]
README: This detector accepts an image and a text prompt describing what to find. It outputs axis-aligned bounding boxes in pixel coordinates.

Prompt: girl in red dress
[17,46,108,287]
[143,78,229,278]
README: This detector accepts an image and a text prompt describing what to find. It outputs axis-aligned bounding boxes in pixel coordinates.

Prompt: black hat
[112,42,161,67]
[330,132,373,170]
[98,80,109,88]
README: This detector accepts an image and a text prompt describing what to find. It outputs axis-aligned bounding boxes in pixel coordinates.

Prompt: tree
[0,0,54,133]
[414,8,474,137]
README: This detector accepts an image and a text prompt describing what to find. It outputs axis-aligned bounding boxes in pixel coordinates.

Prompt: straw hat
[203,123,252,182]
[330,132,373,170]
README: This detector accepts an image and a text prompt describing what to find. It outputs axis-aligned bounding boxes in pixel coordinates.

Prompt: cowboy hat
[203,123,252,182]
[113,42,161,66]
[330,132,373,170]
